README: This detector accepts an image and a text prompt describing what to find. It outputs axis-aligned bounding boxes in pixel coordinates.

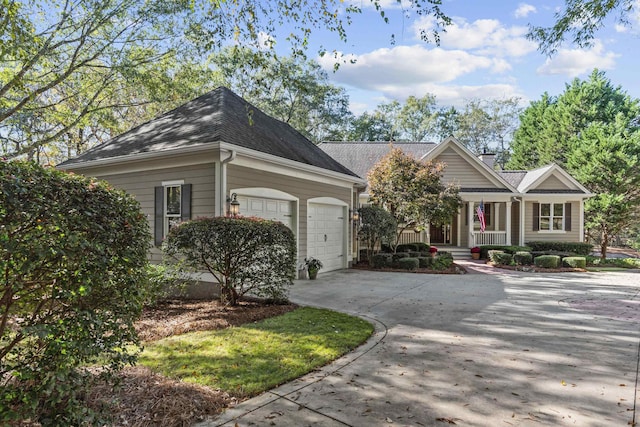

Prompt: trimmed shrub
[0,160,151,424]
[418,256,433,268]
[432,253,454,270]
[414,242,430,252]
[534,255,561,268]
[372,253,392,269]
[493,252,514,265]
[358,205,397,263]
[409,251,422,258]
[562,257,586,268]
[487,250,505,263]
[397,243,417,252]
[392,252,409,267]
[398,257,419,271]
[513,251,533,265]
[164,216,296,305]
[526,241,593,255]
[479,245,531,259]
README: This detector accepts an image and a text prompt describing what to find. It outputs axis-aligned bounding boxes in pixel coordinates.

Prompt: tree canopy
[367,147,462,250]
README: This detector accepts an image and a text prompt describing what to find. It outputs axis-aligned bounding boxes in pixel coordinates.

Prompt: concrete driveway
[202,268,640,426]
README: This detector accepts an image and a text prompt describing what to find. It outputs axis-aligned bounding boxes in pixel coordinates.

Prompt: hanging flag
[476,200,486,233]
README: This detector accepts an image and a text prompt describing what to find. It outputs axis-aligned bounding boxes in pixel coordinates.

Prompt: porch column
[579,199,584,242]
[467,202,475,247]
[505,201,512,245]
[495,202,500,232]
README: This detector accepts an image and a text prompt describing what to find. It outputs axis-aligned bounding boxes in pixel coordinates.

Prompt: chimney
[479,152,496,170]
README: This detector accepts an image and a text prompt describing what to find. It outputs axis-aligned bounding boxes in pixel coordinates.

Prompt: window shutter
[181,184,192,222]
[485,203,492,226]
[465,203,468,225]
[154,186,164,246]
[565,202,572,231]
[532,202,539,231]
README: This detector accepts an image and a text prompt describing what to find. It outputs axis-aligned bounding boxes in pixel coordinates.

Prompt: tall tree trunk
[600,225,608,260]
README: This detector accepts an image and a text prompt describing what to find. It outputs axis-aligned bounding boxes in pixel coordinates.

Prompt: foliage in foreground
[163,216,296,306]
[139,307,374,397]
[0,161,151,425]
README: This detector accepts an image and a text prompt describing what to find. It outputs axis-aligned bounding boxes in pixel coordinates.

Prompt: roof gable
[518,164,591,194]
[59,87,358,178]
[423,137,517,192]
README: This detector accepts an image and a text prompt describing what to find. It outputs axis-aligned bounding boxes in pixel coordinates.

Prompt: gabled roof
[515,163,592,194]
[59,87,359,178]
[318,142,436,181]
[497,170,528,188]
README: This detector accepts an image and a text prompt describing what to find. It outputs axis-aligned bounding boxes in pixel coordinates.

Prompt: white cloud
[514,3,536,19]
[317,45,495,89]
[412,17,537,57]
[536,41,618,77]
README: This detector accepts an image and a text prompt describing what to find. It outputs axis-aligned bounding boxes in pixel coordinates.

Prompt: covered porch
[398,197,522,248]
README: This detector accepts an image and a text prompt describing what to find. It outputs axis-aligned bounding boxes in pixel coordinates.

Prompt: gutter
[218,149,236,216]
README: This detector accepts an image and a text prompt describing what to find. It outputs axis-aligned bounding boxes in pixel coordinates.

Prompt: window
[540,203,564,231]
[472,202,492,229]
[154,182,191,246]
[165,185,181,235]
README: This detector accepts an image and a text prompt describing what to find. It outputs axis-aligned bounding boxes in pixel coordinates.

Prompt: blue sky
[277,1,640,114]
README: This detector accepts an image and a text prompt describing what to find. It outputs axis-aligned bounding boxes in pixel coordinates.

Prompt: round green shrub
[1,160,151,424]
[398,257,419,271]
[534,255,561,268]
[414,242,430,252]
[372,253,392,269]
[432,255,453,270]
[513,251,533,265]
[492,252,513,265]
[418,256,433,268]
[409,251,422,257]
[396,243,417,252]
[487,250,505,263]
[562,257,586,268]
[164,216,296,305]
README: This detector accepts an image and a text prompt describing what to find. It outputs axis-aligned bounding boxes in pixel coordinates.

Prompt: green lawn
[585,266,630,272]
[139,307,373,397]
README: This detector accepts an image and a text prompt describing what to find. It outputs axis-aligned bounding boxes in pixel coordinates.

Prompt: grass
[585,266,630,272]
[139,307,373,397]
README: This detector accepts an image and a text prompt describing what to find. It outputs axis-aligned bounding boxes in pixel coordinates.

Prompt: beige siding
[227,164,352,261]
[524,201,580,243]
[533,174,577,191]
[434,147,499,188]
[97,164,216,261]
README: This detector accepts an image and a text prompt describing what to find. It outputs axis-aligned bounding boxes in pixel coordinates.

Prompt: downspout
[219,150,236,216]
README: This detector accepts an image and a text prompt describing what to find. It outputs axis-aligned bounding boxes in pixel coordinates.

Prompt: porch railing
[472,231,507,246]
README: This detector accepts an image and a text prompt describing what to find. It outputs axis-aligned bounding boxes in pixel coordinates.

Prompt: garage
[307,201,346,272]
[237,195,294,229]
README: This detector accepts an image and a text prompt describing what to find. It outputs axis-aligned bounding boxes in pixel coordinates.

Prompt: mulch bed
[487,262,586,273]
[84,299,298,427]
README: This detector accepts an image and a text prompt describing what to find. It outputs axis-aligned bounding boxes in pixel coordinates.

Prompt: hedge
[562,257,586,268]
[526,241,593,255]
[487,250,504,263]
[492,252,513,265]
[513,251,533,265]
[396,243,430,253]
[371,253,392,268]
[398,257,419,271]
[418,257,433,268]
[479,245,531,259]
[534,255,561,268]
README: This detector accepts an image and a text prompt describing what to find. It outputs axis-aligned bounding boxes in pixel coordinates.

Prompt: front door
[430,222,451,244]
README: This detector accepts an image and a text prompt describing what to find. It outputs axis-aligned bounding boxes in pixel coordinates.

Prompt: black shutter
[181,184,192,222]
[154,186,164,246]
[565,202,572,231]
[485,203,492,226]
[465,203,468,225]
[533,202,539,231]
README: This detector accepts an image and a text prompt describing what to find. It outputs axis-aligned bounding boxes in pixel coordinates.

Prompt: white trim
[161,179,184,186]
[307,197,348,206]
[505,201,512,245]
[232,187,299,201]
[579,199,585,242]
[520,164,593,195]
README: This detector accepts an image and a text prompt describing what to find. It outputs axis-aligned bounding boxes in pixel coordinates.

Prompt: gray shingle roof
[59,87,359,178]
[497,170,528,188]
[318,142,437,180]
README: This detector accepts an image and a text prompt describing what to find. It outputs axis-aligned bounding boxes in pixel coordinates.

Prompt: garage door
[238,196,293,229]
[307,203,345,272]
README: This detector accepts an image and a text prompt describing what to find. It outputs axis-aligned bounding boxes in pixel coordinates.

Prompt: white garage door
[307,203,345,272]
[238,196,293,229]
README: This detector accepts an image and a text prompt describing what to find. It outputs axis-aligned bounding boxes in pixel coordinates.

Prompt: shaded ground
[87,299,297,427]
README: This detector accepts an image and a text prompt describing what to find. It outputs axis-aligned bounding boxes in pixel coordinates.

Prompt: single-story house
[58,87,366,274]
[319,138,593,256]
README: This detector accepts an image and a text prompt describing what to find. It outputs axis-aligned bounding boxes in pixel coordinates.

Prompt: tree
[397,94,438,141]
[358,205,397,264]
[210,48,352,143]
[528,0,636,54]
[367,147,462,251]
[347,110,396,141]
[508,70,640,169]
[568,116,640,259]
[163,217,296,306]
[434,106,460,140]
[1,0,452,160]
[1,160,151,424]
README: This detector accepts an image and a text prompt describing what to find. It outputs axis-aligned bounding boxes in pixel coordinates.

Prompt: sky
[276,0,640,115]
